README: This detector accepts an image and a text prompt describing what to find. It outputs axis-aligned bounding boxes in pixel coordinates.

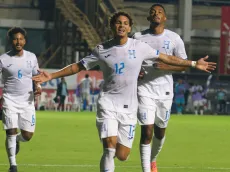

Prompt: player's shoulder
[0,51,14,62]
[129,38,149,48]
[164,29,181,40]
[94,39,115,51]
[23,50,37,59]
[133,29,150,39]
[0,51,10,59]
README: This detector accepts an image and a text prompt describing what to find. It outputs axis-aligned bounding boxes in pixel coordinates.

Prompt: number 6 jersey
[0,50,39,110]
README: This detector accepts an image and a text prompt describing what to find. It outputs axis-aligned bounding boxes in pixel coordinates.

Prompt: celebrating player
[1,27,41,172]
[133,4,189,171]
[32,12,215,172]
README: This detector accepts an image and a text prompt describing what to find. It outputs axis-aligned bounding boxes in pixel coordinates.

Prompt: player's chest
[3,59,34,76]
[100,49,142,70]
[142,37,175,54]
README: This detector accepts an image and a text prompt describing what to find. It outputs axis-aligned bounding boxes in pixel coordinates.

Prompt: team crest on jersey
[128,50,136,59]
[162,41,170,49]
[26,61,32,68]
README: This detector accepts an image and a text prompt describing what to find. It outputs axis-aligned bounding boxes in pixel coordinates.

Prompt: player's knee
[21,132,33,141]
[154,126,166,140]
[115,146,130,161]
[141,126,153,144]
[116,153,129,161]
[6,129,17,135]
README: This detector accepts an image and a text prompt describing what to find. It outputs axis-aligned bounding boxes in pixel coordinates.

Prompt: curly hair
[110,11,133,29]
[149,4,166,14]
[7,27,27,40]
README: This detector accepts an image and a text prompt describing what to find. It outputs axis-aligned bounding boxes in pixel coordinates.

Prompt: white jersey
[80,78,92,93]
[80,38,159,113]
[190,85,203,93]
[133,29,187,99]
[0,50,39,110]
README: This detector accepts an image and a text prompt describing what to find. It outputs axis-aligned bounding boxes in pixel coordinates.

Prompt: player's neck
[12,49,24,56]
[150,25,164,35]
[113,36,128,45]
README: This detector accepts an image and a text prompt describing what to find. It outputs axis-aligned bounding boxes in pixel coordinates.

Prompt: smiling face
[11,32,26,52]
[148,5,166,25]
[112,15,131,38]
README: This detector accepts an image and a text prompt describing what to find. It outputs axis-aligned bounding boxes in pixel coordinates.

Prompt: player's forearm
[51,63,80,79]
[160,64,187,71]
[159,53,192,67]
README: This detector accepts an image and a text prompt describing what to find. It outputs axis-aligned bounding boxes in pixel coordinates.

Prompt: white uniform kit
[81,38,159,148]
[133,29,187,128]
[80,77,92,104]
[0,50,39,132]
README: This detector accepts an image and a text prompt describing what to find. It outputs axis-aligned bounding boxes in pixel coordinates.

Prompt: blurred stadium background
[0,0,230,114]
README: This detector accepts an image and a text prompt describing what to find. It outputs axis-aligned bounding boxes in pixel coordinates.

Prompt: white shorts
[96,109,137,148]
[81,92,91,104]
[193,100,204,107]
[2,106,36,132]
[137,96,172,128]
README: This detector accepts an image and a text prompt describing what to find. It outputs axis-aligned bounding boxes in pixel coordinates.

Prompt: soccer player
[1,27,41,172]
[80,74,93,110]
[32,12,215,172]
[174,79,186,114]
[189,83,205,115]
[132,4,188,172]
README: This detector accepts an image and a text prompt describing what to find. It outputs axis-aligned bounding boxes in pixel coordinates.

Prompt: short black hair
[110,11,133,29]
[85,74,89,78]
[7,27,27,40]
[150,4,166,14]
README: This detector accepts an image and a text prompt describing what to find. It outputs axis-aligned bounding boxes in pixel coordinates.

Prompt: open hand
[196,56,216,73]
[32,69,52,84]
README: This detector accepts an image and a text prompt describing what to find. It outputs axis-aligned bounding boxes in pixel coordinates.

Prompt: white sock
[195,110,198,115]
[200,110,203,115]
[16,133,27,142]
[5,135,17,166]
[100,148,116,172]
[140,144,151,172]
[151,136,165,162]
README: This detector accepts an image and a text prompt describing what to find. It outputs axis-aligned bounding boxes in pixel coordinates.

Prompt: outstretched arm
[32,62,86,84]
[158,54,216,73]
[154,60,187,71]
[51,62,85,79]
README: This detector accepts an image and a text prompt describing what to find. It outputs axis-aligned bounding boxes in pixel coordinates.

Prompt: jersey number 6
[18,70,22,79]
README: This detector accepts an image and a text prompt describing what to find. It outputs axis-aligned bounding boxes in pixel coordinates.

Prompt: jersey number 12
[115,62,125,74]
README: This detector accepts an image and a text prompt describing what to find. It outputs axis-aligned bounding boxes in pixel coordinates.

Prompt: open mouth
[153,16,160,21]
[16,45,21,49]
[118,28,125,34]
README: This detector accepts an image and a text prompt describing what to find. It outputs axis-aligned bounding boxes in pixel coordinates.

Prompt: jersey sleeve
[80,46,100,70]
[32,55,40,76]
[142,42,160,60]
[173,36,187,59]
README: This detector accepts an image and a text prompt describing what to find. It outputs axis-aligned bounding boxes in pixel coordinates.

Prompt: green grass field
[1,112,230,172]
